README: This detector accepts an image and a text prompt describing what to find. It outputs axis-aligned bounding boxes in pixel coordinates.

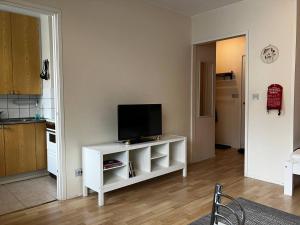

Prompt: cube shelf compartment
[129,147,151,177]
[82,135,187,206]
[151,152,167,160]
[169,141,185,166]
[103,169,127,186]
[103,164,126,171]
[103,151,127,172]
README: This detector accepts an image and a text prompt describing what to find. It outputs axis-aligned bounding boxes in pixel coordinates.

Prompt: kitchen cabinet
[4,123,37,176]
[35,122,47,170]
[2,122,46,176]
[0,11,41,95]
[0,125,5,176]
[0,12,13,94]
[11,13,41,95]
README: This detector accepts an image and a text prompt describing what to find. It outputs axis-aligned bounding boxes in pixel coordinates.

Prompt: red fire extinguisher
[267,84,283,115]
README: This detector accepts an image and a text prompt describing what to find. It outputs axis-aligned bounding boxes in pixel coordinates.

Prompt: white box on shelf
[82,135,187,206]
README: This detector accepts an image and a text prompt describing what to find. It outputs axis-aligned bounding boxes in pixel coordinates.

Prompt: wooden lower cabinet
[3,122,46,176]
[0,125,5,176]
[4,123,36,176]
[35,122,47,170]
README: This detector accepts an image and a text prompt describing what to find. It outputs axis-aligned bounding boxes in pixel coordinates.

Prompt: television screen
[118,104,162,141]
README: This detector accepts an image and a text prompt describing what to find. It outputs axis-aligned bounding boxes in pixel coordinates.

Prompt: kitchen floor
[0,175,56,216]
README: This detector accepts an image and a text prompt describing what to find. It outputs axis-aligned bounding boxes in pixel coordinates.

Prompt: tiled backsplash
[0,95,55,119]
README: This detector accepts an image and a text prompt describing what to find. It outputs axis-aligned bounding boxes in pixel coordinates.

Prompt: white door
[192,42,216,162]
[240,55,246,149]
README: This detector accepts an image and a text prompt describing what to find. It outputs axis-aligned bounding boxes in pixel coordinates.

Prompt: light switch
[252,93,259,100]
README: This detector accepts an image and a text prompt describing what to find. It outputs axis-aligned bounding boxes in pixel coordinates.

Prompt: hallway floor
[0,175,56,216]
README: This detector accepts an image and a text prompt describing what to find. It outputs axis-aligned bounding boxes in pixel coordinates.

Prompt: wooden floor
[1,149,300,225]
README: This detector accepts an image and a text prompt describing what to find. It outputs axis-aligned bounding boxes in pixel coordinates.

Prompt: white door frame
[0,0,67,200]
[190,31,249,177]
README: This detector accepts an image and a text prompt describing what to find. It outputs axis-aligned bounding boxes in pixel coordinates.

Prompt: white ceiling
[144,0,243,16]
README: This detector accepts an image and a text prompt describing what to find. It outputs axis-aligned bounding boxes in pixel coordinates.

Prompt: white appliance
[46,121,57,176]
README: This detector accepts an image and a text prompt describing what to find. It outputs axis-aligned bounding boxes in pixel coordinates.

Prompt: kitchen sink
[0,117,45,124]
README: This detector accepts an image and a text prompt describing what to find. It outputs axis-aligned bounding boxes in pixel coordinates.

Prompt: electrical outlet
[75,168,82,177]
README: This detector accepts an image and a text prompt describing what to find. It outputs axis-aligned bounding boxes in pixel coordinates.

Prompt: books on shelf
[129,161,136,178]
[103,159,123,170]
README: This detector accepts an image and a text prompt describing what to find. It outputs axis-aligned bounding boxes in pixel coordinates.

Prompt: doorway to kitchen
[0,2,65,215]
[191,34,247,175]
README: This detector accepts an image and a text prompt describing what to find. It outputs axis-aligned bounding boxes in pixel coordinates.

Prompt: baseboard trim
[190,154,216,164]
[246,173,283,186]
[0,170,49,184]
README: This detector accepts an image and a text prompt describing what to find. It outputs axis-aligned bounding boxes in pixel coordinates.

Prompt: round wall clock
[261,44,279,64]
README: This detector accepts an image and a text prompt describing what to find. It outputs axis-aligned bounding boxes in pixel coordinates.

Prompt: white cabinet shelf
[151,152,167,160]
[131,169,149,177]
[82,135,187,206]
[103,173,126,186]
[103,164,126,171]
[151,163,166,172]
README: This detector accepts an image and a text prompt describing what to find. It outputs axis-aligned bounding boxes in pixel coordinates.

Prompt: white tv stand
[82,135,187,206]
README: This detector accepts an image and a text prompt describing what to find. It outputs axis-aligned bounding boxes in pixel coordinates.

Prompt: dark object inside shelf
[216,71,234,80]
[238,148,244,154]
[215,144,231,150]
[103,159,123,170]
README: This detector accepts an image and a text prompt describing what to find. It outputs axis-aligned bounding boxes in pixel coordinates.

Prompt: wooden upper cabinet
[0,125,5,176]
[11,13,41,95]
[0,12,13,94]
[35,122,47,170]
[4,123,37,176]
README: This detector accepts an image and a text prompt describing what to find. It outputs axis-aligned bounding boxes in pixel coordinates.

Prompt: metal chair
[210,184,246,225]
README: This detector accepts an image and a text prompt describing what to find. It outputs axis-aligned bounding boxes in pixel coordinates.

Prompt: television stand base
[82,135,187,206]
[123,136,160,145]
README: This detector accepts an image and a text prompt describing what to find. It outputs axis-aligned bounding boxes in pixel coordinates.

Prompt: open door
[192,42,216,162]
[240,55,246,149]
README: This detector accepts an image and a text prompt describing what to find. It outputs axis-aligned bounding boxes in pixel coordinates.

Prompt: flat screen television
[118,104,162,141]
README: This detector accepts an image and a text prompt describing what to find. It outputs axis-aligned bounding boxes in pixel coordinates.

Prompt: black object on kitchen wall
[40,59,50,80]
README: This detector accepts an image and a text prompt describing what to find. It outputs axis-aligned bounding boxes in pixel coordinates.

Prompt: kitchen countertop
[0,117,46,125]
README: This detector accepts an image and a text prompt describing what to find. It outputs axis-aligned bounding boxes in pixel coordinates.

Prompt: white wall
[294,2,300,149]
[40,15,55,120]
[24,0,191,198]
[216,37,246,149]
[192,0,297,185]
